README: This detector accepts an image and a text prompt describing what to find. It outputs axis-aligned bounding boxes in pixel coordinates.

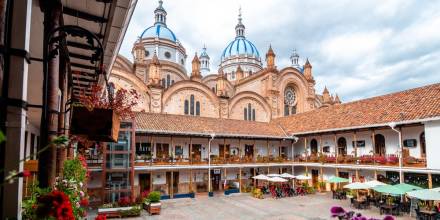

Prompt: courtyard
[103,193,413,220]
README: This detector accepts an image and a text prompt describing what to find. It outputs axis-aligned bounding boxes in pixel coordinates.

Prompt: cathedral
[109,0,341,122]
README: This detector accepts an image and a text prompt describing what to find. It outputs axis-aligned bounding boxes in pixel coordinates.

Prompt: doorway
[211,169,221,191]
[219,144,230,160]
[192,144,202,162]
[337,137,347,156]
[245,145,254,159]
[374,134,386,155]
[166,172,179,196]
[280,146,288,159]
[139,173,151,195]
[310,139,318,155]
[312,169,319,187]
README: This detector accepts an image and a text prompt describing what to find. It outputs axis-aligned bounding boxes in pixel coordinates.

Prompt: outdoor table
[419,210,437,220]
[380,204,398,215]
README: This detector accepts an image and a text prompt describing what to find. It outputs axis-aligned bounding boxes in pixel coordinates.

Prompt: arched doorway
[374,134,386,155]
[310,139,318,155]
[337,137,347,156]
[420,132,426,157]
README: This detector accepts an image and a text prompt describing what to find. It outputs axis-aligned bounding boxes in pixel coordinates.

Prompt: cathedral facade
[109,1,341,122]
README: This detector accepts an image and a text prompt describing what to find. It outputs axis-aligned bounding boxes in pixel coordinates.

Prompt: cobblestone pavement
[91,193,414,220]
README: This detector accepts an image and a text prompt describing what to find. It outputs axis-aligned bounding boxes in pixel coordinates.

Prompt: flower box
[143,202,161,215]
[70,106,120,142]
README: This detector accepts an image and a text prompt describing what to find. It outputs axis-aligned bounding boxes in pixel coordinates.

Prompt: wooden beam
[189,137,192,164]
[69,52,93,61]
[428,173,433,189]
[71,62,97,70]
[353,131,358,158]
[189,169,192,192]
[63,6,108,23]
[66,41,99,50]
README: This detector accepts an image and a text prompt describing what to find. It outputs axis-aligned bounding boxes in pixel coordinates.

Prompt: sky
[119,0,440,102]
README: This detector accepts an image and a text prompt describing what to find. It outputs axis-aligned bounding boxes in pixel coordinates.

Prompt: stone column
[2,0,32,218]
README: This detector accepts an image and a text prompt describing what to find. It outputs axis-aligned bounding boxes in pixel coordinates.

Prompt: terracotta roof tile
[135,113,288,139]
[275,83,440,134]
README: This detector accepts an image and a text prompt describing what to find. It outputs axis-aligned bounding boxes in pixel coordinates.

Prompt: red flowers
[36,190,74,220]
[80,198,89,207]
[95,214,107,220]
[118,196,131,207]
[18,170,31,177]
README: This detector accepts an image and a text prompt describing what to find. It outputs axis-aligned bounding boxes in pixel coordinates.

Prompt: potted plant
[145,191,161,215]
[72,85,139,142]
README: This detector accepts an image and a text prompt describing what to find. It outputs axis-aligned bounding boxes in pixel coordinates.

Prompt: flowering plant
[78,85,139,119]
[387,155,399,164]
[374,155,387,164]
[35,190,75,220]
[330,206,394,220]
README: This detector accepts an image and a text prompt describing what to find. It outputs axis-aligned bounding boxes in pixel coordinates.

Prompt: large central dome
[140,23,177,42]
[222,37,260,59]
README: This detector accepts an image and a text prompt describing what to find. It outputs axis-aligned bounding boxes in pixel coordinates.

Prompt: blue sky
[119,0,440,102]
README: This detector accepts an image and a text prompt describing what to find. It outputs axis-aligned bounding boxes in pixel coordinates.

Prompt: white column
[2,0,32,218]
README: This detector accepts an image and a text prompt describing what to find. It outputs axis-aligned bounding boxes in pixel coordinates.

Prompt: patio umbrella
[280,173,296,179]
[295,175,312,180]
[268,177,288,182]
[364,180,387,188]
[407,189,440,201]
[328,176,349,183]
[372,185,406,196]
[267,173,281,177]
[344,182,370,190]
[394,183,423,192]
[252,174,269,180]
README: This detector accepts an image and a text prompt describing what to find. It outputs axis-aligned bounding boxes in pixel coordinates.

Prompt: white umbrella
[267,173,281,177]
[280,173,296,179]
[252,174,269,180]
[407,189,440,201]
[343,182,370,190]
[268,177,288,182]
[364,180,387,188]
[295,175,312,180]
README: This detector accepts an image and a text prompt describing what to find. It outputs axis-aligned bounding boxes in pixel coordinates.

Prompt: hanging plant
[71,85,139,142]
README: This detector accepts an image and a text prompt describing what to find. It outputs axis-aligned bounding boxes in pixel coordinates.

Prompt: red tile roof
[135,112,288,139]
[134,83,440,137]
[274,83,440,134]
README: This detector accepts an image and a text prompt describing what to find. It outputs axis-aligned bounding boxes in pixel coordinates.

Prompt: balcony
[295,154,426,168]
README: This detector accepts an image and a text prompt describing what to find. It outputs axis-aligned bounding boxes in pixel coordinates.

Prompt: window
[184,94,201,116]
[284,86,297,116]
[164,51,171,59]
[244,103,256,121]
[181,59,184,65]
[166,74,171,88]
[184,100,189,115]
[196,101,200,116]
[190,95,195,115]
[145,50,150,57]
[161,78,166,88]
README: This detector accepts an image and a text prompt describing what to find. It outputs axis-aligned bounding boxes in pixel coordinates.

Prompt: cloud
[119,0,440,102]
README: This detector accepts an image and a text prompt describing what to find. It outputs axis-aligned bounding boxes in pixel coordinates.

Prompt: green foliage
[0,130,5,143]
[22,182,51,220]
[63,157,87,183]
[51,135,70,147]
[119,206,142,217]
[148,191,161,203]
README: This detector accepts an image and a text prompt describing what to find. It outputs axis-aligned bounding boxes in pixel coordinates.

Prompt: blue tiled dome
[222,37,260,59]
[140,23,177,42]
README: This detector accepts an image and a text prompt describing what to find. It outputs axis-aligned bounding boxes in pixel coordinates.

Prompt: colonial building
[84,1,440,205]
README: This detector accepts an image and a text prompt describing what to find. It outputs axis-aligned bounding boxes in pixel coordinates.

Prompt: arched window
[166,74,171,88]
[337,137,347,156]
[244,108,247,120]
[284,86,297,116]
[244,103,256,121]
[190,95,195,115]
[161,78,166,88]
[184,94,201,116]
[196,101,200,116]
[184,100,189,115]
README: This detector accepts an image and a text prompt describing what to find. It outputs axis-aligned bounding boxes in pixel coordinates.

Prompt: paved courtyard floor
[118,192,413,220]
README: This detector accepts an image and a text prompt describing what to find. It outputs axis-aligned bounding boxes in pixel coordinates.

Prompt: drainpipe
[290,135,299,175]
[389,122,403,184]
[208,133,215,196]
